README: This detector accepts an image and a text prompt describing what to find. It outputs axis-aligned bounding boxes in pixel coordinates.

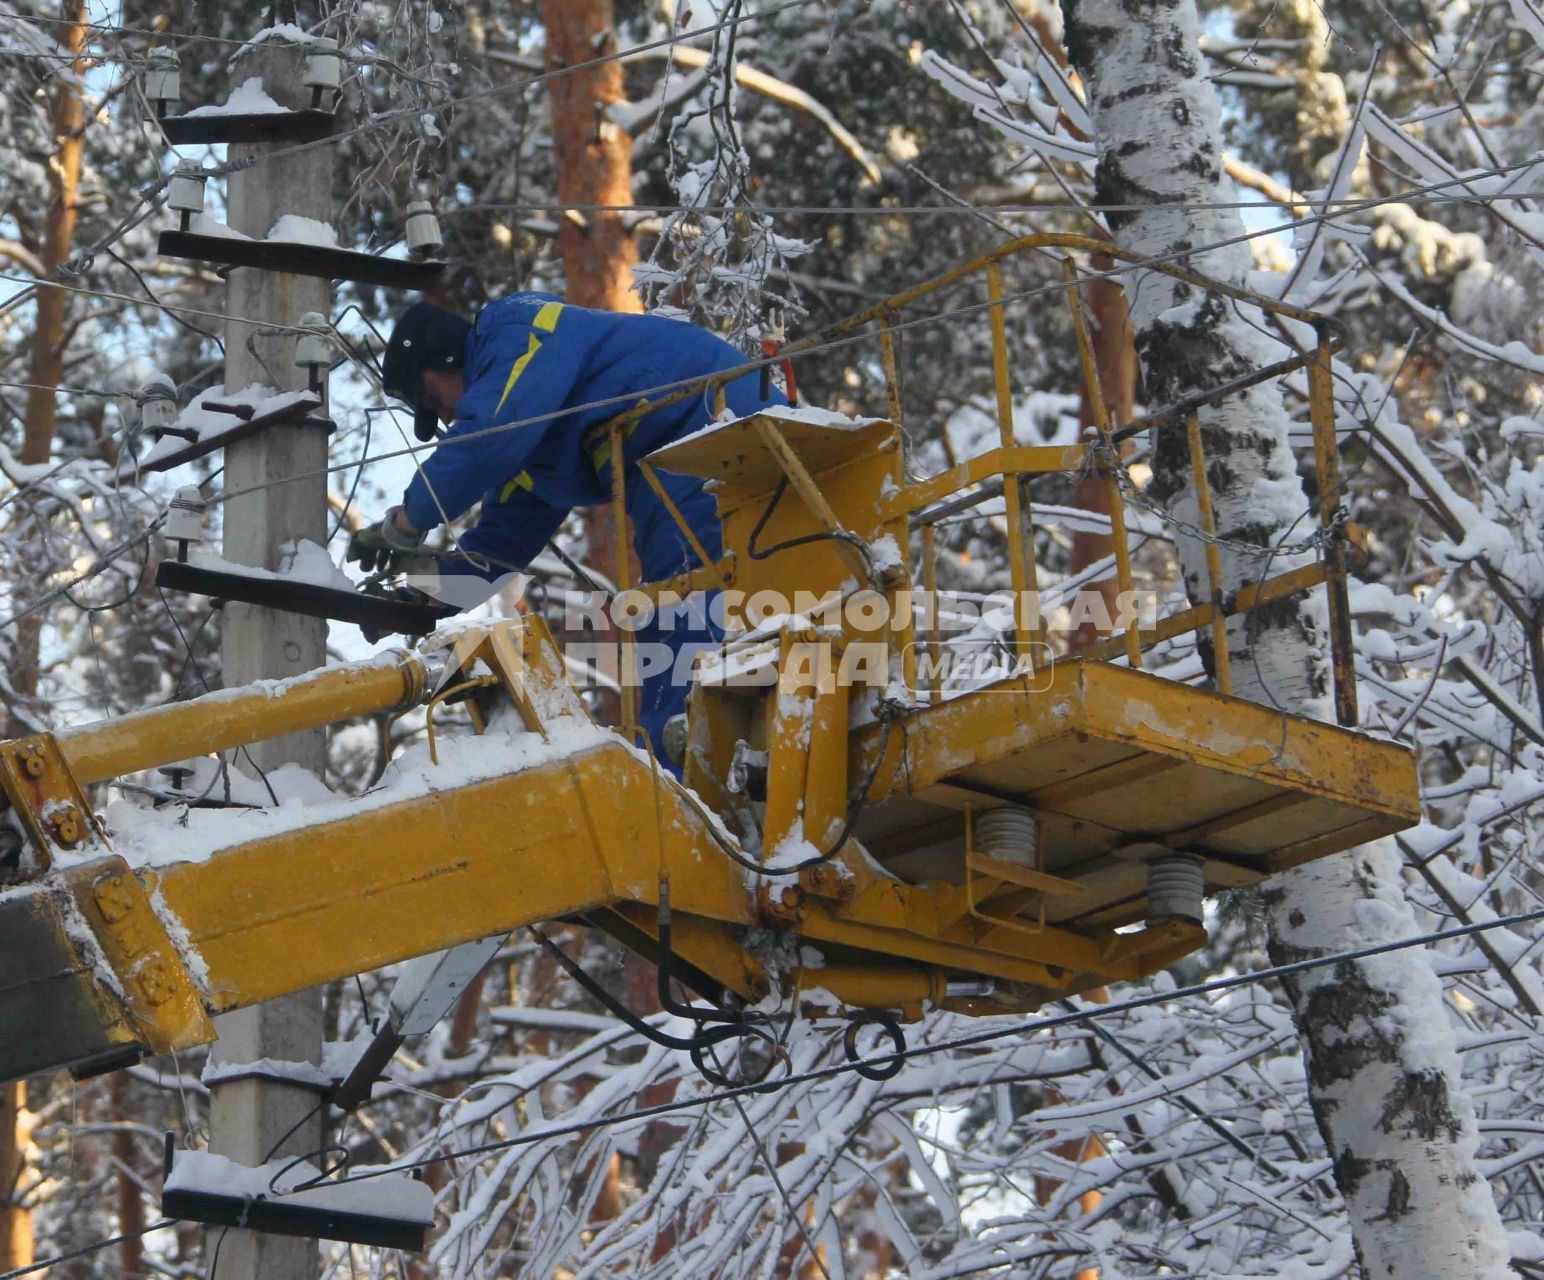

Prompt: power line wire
[8,156,1537,610]
[0,267,309,336]
[312,903,1544,1192]
[172,0,823,189]
[0,17,1534,1264]
[2,10,255,48]
[710,1043,835,1280]
[449,189,1544,217]
[1,153,1533,416]
[0,518,164,632]
[177,151,1541,514]
[25,895,1523,1280]
[0,379,121,399]
[0,0,820,360]
[10,0,1537,333]
[0,5,821,339]
[0,1220,174,1280]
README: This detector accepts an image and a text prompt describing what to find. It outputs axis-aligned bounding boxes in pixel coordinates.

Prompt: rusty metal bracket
[0,733,108,876]
[66,861,215,1057]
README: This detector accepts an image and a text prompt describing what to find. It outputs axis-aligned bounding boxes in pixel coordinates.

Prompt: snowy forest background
[2,0,1544,1276]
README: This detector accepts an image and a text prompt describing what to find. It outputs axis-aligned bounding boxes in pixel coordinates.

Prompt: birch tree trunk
[1058,2,1516,1275]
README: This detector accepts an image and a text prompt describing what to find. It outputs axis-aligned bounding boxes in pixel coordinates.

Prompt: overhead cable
[149,0,824,189]
[174,152,1542,513]
[3,153,1534,410]
[310,903,1544,1192]
[0,1221,175,1280]
[448,188,1544,217]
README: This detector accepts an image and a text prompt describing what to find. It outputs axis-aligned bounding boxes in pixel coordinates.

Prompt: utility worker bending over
[348,295,786,754]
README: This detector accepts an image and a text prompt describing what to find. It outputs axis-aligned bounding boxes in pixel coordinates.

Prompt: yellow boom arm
[0,232,1426,1086]
[0,599,1416,1086]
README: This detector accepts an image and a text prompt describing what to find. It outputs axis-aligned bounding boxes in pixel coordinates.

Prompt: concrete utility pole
[208,36,330,1280]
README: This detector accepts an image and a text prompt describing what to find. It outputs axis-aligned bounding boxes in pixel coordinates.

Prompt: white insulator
[145,49,180,113]
[164,486,207,546]
[140,395,178,436]
[404,201,442,256]
[137,373,178,435]
[304,39,342,94]
[973,805,1039,868]
[294,312,334,370]
[1146,853,1205,926]
[168,161,207,215]
[139,369,176,399]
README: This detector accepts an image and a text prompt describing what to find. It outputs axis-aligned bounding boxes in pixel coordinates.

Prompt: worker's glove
[346,507,425,575]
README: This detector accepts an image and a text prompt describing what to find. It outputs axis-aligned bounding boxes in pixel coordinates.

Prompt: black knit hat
[382,302,472,441]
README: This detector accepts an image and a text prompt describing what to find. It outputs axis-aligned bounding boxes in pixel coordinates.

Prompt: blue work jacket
[401,293,782,571]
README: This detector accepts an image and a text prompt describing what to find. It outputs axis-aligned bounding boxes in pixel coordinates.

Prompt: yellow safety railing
[593,233,1359,741]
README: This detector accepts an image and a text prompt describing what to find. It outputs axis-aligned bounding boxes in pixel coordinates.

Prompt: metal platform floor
[855,660,1419,932]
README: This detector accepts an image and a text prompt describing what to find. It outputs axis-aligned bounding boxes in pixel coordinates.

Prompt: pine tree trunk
[538,6,680,1204]
[0,1083,30,1273]
[540,0,640,314]
[1,6,87,1260]
[541,0,642,715]
[6,0,86,740]
[108,1072,144,1278]
[1059,1,1516,1274]
[21,2,85,464]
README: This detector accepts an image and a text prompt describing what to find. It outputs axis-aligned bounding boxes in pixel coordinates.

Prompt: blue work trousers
[627,469,723,761]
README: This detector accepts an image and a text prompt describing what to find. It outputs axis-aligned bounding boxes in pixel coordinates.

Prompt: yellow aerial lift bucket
[0,236,1418,1088]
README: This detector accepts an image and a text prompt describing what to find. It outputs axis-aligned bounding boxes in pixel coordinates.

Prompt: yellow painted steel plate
[646,410,895,491]
[857,660,1420,928]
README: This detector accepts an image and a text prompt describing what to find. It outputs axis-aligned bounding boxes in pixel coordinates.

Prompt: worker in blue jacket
[348,295,786,755]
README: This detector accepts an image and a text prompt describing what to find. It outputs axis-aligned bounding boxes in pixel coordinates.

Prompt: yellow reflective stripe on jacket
[499,470,534,503]
[584,400,649,474]
[492,302,565,416]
